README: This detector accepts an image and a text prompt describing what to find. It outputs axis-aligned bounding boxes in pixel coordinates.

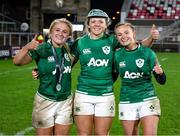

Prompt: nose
[59,30,64,35]
[94,22,100,26]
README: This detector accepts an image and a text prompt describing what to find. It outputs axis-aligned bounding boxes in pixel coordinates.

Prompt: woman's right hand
[23,35,39,51]
[32,68,39,80]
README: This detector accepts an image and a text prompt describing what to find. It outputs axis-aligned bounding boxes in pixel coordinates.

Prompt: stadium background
[0,0,180,135]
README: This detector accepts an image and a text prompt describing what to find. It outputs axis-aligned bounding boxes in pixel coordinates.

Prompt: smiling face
[48,19,72,47]
[115,24,136,47]
[50,22,70,46]
[88,17,107,39]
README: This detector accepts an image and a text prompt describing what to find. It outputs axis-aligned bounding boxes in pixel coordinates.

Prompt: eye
[99,20,105,24]
[118,34,122,36]
[90,20,96,24]
[125,31,129,35]
[62,30,68,34]
[55,28,61,32]
[117,33,122,37]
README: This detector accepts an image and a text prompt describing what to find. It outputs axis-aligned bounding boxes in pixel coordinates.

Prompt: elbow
[13,58,22,66]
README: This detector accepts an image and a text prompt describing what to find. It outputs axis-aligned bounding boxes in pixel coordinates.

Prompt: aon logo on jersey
[124,71,143,79]
[52,66,71,75]
[63,66,71,73]
[87,58,109,67]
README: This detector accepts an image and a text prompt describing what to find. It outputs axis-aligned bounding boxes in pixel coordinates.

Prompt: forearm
[153,71,166,85]
[142,24,159,47]
[13,46,32,66]
[141,36,154,47]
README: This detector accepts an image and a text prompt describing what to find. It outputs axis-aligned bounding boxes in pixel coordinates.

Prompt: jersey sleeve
[28,50,39,60]
[70,39,79,60]
[113,50,119,73]
[148,48,166,84]
[148,49,159,70]
[112,52,119,82]
[112,35,120,51]
[28,44,43,62]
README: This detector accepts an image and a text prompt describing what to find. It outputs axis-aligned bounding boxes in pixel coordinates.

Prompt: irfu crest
[136,59,144,68]
[102,46,110,55]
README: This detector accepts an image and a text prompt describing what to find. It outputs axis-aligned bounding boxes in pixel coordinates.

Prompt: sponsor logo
[119,61,126,67]
[83,48,91,54]
[75,106,80,112]
[110,105,114,113]
[0,50,10,57]
[48,56,55,62]
[64,53,70,61]
[87,58,109,67]
[149,105,155,112]
[52,66,71,75]
[124,71,143,79]
[136,58,144,68]
[63,66,71,73]
[102,46,110,55]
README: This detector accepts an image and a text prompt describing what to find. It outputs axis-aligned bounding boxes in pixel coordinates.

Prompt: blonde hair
[114,22,135,34]
[48,18,73,37]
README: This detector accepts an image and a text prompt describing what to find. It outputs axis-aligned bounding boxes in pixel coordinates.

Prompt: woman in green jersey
[71,9,160,135]
[114,22,166,135]
[13,18,73,135]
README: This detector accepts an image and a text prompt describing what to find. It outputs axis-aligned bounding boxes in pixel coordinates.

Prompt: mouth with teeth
[55,35,66,43]
[121,37,131,46]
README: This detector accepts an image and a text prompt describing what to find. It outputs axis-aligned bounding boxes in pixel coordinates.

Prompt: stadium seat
[127,0,180,20]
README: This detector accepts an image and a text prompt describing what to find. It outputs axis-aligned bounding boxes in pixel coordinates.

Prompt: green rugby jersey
[29,41,72,101]
[71,34,119,96]
[114,44,159,103]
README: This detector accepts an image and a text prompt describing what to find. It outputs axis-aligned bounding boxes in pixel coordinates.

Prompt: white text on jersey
[63,66,71,73]
[87,58,109,67]
[124,71,143,79]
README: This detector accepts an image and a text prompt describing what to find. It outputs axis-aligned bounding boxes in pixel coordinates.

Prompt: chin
[120,43,129,47]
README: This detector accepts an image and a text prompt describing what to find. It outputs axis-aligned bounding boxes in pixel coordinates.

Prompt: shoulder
[73,35,88,45]
[115,47,122,52]
[139,44,154,53]
[104,34,119,49]
[77,34,88,41]
[139,44,156,58]
[104,34,117,41]
[114,47,123,57]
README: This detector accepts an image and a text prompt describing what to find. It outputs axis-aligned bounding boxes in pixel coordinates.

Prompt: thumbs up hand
[24,35,39,51]
[153,63,163,75]
[150,24,160,41]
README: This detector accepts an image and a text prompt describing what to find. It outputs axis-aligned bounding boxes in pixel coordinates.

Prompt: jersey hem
[76,90,113,96]
[120,96,158,104]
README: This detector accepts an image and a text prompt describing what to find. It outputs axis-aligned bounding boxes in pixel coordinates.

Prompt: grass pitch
[0,52,180,135]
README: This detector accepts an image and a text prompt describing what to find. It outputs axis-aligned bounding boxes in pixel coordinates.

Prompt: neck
[53,44,64,48]
[51,40,64,48]
[125,43,138,51]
